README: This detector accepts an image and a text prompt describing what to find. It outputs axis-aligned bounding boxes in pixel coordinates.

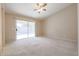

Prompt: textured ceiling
[5,3,72,19]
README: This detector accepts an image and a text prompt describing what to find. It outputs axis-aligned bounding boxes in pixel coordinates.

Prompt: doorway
[16,20,35,40]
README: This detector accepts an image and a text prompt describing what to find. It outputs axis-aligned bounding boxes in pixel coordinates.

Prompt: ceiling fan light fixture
[33,3,47,13]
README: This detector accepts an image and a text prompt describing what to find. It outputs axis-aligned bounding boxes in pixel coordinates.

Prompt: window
[16,20,35,40]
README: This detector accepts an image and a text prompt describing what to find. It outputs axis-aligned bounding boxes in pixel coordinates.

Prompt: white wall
[44,4,77,42]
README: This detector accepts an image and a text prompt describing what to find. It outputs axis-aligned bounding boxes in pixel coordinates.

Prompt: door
[16,20,35,40]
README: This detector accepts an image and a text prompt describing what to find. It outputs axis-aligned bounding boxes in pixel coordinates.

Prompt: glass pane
[28,22,35,37]
[16,20,28,39]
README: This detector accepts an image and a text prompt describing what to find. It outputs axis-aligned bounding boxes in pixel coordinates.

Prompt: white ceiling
[5,3,72,19]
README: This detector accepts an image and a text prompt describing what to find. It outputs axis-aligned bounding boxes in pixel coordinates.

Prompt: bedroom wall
[5,13,43,43]
[35,20,45,36]
[43,4,77,41]
[5,14,16,43]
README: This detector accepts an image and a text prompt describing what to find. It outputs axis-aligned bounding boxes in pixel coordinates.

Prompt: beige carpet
[0,37,78,56]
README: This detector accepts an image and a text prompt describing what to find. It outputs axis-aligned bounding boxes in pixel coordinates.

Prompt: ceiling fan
[33,3,47,13]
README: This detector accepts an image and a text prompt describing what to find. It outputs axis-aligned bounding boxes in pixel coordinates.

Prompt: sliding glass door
[16,20,35,40]
[28,22,35,37]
